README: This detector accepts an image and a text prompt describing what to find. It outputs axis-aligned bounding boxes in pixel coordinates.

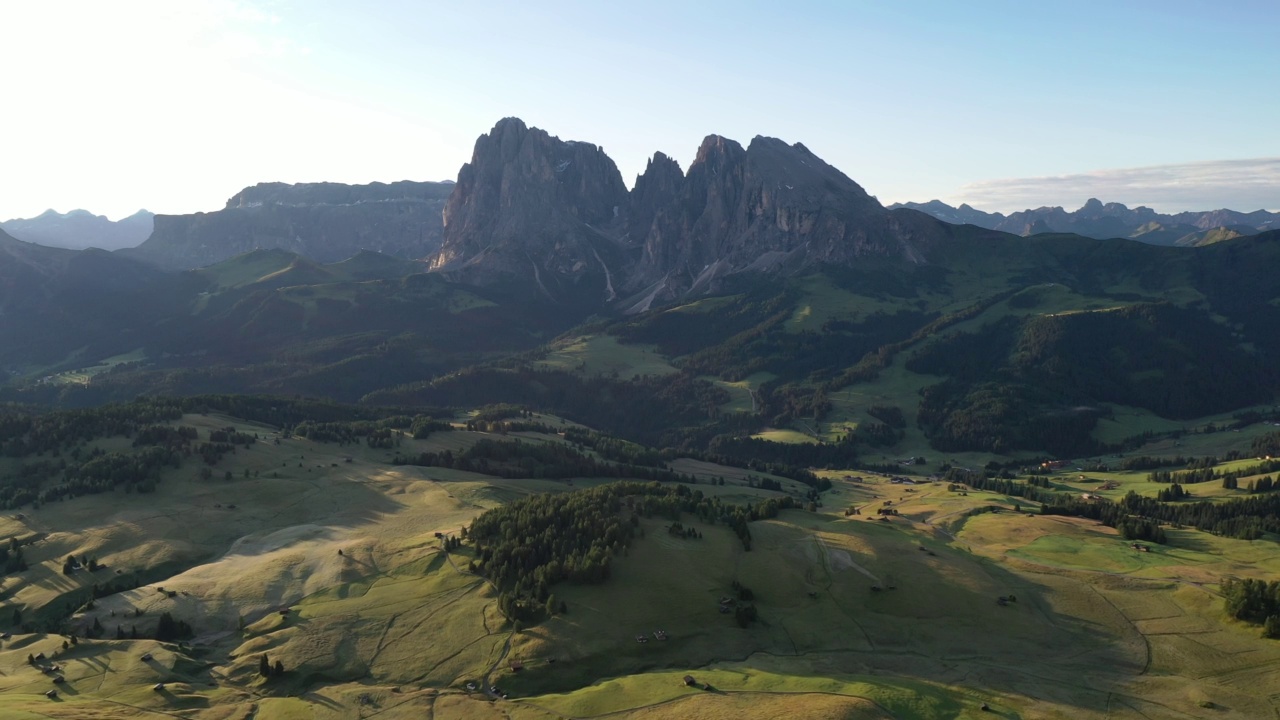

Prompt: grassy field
[35,348,147,386]
[705,372,774,414]
[534,335,677,378]
[784,273,919,333]
[3,412,1280,718]
[749,428,818,444]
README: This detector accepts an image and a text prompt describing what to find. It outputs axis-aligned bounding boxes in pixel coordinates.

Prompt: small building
[683,675,697,687]
[45,689,58,699]
[141,653,153,662]
[509,660,524,672]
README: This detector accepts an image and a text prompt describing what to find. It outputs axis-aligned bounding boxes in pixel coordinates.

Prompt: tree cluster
[467,481,794,625]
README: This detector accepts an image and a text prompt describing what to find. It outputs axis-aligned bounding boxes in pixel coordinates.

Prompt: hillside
[1,398,1279,718]
[375,229,1280,465]
[1,245,577,404]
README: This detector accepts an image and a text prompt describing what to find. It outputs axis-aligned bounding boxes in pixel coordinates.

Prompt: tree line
[466,481,796,624]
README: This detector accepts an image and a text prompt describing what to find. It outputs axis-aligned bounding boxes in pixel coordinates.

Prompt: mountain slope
[0,229,190,370]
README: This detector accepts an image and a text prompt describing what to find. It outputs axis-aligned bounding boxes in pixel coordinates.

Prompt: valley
[0,399,1278,718]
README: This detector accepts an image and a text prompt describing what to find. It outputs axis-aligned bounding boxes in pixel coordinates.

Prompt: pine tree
[259,654,271,677]
[273,660,284,676]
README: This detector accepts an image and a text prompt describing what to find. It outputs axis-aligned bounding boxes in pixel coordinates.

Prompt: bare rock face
[432,118,631,303]
[629,134,939,299]
[627,151,685,249]
[430,118,948,307]
[124,181,452,270]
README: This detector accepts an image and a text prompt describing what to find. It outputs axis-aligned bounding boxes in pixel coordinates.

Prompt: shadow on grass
[499,507,1151,718]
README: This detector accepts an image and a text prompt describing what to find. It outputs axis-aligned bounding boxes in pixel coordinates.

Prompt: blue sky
[2,0,1277,220]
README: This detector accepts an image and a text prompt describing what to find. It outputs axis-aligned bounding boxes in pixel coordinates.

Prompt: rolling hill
[1,397,1279,718]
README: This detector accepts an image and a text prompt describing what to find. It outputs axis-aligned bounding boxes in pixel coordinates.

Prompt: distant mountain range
[889,198,1280,246]
[1,208,153,250]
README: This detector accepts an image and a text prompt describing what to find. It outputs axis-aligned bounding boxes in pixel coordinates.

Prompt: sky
[1,0,1277,221]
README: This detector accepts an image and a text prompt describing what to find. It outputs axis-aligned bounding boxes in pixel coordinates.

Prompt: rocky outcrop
[124,181,452,270]
[431,118,631,303]
[626,152,684,249]
[627,134,939,300]
[431,119,947,307]
[225,180,452,209]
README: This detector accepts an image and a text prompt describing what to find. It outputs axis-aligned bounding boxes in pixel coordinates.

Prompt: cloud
[956,158,1280,214]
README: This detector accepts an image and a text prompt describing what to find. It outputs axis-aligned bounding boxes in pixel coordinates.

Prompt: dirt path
[442,548,513,700]
[815,536,882,584]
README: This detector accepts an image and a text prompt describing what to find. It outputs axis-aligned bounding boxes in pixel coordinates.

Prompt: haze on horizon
[2,0,1277,222]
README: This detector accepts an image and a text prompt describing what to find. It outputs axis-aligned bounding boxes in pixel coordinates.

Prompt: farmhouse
[683,675,697,686]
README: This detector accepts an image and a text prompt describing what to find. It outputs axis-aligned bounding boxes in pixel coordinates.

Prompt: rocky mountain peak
[691,134,746,169]
[628,152,685,248]
[431,118,630,303]
[429,119,948,309]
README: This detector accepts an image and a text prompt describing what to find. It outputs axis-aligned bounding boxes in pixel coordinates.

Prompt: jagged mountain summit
[1,208,154,251]
[430,117,631,305]
[892,198,1280,246]
[431,118,946,307]
[123,180,453,270]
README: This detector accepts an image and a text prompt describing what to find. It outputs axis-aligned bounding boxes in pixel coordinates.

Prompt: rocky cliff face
[124,181,452,270]
[432,119,944,307]
[432,118,631,303]
[629,135,937,303]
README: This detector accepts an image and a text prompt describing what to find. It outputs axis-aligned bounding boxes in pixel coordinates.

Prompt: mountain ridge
[123,180,454,270]
[432,118,948,306]
[1,208,154,251]
[891,198,1280,245]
